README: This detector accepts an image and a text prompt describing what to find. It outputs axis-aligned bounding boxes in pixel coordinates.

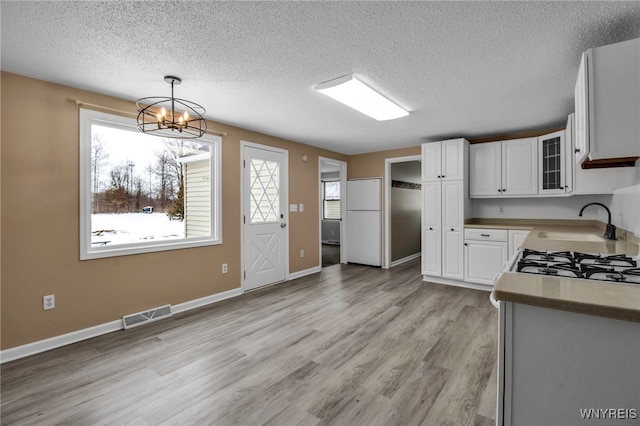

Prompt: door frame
[318,157,347,267]
[240,140,289,292]
[384,155,421,269]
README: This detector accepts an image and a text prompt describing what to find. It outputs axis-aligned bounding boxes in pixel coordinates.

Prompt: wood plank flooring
[1,258,499,425]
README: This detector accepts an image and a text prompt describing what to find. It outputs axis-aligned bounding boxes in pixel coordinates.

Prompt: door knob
[280,223,287,228]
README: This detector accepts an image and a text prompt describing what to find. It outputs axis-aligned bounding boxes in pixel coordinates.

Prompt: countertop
[480,219,640,323]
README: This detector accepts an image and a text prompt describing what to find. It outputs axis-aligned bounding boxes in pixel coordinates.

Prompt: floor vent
[122,304,172,329]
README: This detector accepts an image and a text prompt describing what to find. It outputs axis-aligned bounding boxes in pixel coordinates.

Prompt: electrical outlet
[499,206,504,214]
[43,294,55,310]
[300,249,304,258]
[222,263,228,274]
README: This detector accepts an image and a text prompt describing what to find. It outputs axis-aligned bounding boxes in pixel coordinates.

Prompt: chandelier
[136,76,207,139]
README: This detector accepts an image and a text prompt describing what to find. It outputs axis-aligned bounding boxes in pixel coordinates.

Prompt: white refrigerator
[346,178,382,266]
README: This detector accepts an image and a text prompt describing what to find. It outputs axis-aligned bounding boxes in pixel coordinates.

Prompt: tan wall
[0,72,346,349]
[347,146,421,266]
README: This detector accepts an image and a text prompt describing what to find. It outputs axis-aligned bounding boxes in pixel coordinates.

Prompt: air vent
[122,304,172,329]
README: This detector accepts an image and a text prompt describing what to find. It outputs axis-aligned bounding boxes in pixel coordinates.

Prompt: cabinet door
[422,181,442,276]
[442,139,464,181]
[469,142,501,197]
[443,229,463,280]
[502,138,538,196]
[508,230,530,258]
[574,52,589,165]
[421,142,442,182]
[442,180,463,229]
[464,240,508,285]
[538,130,566,195]
[564,114,574,193]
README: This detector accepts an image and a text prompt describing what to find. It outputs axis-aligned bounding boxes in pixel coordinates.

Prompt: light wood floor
[1,258,499,425]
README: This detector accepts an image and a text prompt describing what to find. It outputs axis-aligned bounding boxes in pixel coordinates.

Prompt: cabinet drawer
[464,228,508,241]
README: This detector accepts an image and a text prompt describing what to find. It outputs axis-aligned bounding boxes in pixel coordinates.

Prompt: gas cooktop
[515,249,640,284]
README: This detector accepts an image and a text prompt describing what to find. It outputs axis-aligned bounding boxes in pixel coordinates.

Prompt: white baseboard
[0,287,243,364]
[390,252,421,268]
[288,266,322,280]
[0,320,123,364]
[422,275,493,292]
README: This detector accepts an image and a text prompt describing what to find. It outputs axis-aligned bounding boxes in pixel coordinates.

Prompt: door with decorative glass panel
[243,144,288,291]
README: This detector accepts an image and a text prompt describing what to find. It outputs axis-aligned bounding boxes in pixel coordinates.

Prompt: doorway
[385,156,422,268]
[319,157,347,268]
[242,142,288,291]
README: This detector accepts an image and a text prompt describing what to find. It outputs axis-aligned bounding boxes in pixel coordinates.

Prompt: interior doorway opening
[385,156,422,268]
[319,157,347,268]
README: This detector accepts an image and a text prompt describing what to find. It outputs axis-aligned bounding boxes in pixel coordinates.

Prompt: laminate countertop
[482,219,640,323]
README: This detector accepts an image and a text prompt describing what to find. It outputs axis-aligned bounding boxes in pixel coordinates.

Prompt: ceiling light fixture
[314,74,409,121]
[136,76,207,139]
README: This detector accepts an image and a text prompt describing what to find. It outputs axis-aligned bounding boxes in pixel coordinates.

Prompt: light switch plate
[299,203,304,212]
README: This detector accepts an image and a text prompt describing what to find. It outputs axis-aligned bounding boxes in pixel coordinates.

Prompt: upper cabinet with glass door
[538,129,569,195]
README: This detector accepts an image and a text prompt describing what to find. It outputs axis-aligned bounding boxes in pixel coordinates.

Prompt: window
[79,109,221,260]
[323,180,341,220]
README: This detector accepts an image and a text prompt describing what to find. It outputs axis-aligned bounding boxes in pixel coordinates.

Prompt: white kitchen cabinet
[538,130,568,195]
[464,228,508,286]
[421,181,442,276]
[564,114,575,193]
[441,180,464,280]
[421,139,469,281]
[574,37,640,166]
[470,138,538,198]
[422,139,465,182]
[508,230,530,258]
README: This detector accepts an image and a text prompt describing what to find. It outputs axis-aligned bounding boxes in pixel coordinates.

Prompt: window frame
[322,180,341,220]
[79,108,222,260]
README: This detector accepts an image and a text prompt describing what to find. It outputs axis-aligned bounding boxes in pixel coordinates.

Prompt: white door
[243,144,287,291]
[442,180,464,280]
[469,142,501,197]
[502,138,538,196]
[464,240,508,285]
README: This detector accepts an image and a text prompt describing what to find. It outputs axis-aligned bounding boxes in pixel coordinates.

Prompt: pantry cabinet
[422,139,468,281]
[470,138,538,198]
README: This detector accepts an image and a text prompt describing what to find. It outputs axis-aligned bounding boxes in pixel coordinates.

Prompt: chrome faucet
[578,202,617,240]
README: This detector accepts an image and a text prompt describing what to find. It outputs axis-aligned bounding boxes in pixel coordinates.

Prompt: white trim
[389,252,421,268]
[288,266,322,280]
[79,108,223,260]
[385,155,422,269]
[0,320,123,364]
[318,157,347,269]
[240,141,289,292]
[0,287,243,364]
[422,275,493,292]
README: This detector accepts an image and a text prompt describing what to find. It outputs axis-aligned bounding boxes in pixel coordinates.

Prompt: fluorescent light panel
[315,74,409,121]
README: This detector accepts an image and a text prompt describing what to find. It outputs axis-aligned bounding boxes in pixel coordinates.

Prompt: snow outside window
[79,109,221,260]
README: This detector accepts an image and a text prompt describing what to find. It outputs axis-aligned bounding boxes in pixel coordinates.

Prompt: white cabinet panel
[538,130,567,195]
[421,142,442,182]
[464,239,508,285]
[470,142,501,197]
[442,181,463,230]
[574,53,589,165]
[422,181,441,228]
[443,229,463,280]
[508,230,530,258]
[442,139,465,181]
[502,138,538,196]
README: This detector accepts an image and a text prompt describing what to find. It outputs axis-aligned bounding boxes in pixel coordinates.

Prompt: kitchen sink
[537,231,605,242]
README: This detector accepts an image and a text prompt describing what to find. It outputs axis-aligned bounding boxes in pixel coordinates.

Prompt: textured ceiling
[2,1,640,155]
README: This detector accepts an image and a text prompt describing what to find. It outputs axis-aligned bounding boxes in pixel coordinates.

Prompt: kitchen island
[491,225,640,426]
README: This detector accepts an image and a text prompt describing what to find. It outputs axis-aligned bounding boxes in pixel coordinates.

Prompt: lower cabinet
[508,229,530,258]
[464,228,508,285]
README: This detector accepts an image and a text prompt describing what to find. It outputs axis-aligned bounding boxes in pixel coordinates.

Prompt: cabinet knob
[429,227,433,230]
[502,189,506,192]
[437,175,441,178]
[464,243,468,246]
[442,175,445,179]
[498,189,502,192]
[575,148,581,153]
[451,228,454,231]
